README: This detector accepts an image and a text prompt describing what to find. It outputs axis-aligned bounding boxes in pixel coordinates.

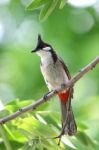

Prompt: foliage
[0,98,98,150]
[26,0,67,21]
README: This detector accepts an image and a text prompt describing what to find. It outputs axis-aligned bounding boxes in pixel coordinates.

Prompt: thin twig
[0,56,99,124]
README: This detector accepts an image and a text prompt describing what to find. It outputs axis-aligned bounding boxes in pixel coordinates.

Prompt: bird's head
[31,35,53,58]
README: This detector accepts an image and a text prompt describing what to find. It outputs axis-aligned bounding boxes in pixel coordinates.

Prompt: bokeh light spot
[68,0,97,8]
[67,10,94,34]
[0,0,10,6]
[0,23,4,42]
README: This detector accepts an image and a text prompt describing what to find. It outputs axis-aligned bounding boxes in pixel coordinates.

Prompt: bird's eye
[42,46,51,51]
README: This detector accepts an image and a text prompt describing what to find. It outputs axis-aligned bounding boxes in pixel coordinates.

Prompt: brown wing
[58,57,71,79]
[58,57,73,98]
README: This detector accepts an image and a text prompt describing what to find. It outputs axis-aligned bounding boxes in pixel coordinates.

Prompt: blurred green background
[0,0,99,149]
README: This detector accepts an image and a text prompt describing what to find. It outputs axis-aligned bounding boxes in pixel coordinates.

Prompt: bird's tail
[58,90,77,135]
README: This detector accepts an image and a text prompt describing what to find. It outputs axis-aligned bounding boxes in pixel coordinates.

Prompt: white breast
[40,55,69,91]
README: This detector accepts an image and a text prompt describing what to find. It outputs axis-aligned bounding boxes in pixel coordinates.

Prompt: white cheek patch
[43,47,51,51]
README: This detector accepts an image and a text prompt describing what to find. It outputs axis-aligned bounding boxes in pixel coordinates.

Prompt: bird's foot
[43,91,52,102]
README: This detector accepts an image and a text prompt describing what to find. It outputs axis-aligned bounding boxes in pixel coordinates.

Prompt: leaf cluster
[0,99,97,150]
[26,0,67,21]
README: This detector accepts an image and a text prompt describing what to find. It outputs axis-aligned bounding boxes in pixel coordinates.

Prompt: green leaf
[76,131,96,149]
[0,125,12,150]
[3,124,15,140]
[0,141,23,150]
[77,122,88,130]
[5,99,32,112]
[39,0,59,22]
[26,0,48,10]
[15,116,57,137]
[59,0,67,9]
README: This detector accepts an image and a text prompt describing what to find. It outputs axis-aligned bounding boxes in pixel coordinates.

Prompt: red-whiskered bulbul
[32,35,77,136]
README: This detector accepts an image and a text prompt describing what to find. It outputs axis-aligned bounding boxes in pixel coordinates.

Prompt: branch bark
[0,56,99,124]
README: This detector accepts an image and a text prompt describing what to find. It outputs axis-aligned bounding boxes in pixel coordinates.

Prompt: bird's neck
[41,52,53,65]
[37,49,57,64]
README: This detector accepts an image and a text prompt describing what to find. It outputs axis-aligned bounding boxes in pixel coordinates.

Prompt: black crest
[32,34,50,52]
[31,34,57,63]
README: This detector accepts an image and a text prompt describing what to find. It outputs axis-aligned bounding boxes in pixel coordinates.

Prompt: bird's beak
[31,49,37,53]
[31,34,42,53]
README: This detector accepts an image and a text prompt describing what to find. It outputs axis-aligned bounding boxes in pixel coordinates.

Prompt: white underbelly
[41,62,69,91]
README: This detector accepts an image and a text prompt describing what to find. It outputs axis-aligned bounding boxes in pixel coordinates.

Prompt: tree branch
[0,56,99,124]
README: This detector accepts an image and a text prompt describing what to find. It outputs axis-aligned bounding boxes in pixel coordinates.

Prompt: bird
[31,35,77,136]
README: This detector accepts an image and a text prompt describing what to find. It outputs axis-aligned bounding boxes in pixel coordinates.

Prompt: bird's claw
[43,94,48,102]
